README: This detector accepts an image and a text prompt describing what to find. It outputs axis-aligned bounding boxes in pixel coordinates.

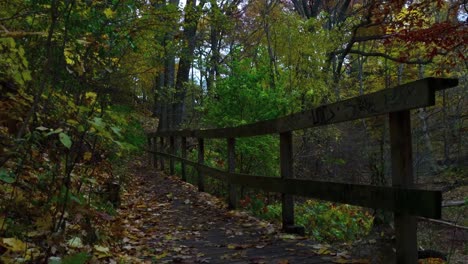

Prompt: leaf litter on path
[104,160,370,263]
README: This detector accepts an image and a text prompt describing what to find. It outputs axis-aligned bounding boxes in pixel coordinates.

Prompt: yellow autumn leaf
[155,252,168,259]
[83,152,92,161]
[94,245,111,258]
[85,92,97,102]
[64,49,74,65]
[318,247,332,255]
[94,245,110,253]
[2,237,26,252]
[104,8,116,19]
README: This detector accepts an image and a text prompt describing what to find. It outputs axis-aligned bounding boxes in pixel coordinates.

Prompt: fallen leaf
[67,237,83,249]
[227,244,236,249]
[318,247,332,255]
[83,152,92,161]
[155,252,168,259]
[2,237,26,252]
[280,234,298,240]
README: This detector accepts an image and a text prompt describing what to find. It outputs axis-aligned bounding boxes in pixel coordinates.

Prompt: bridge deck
[115,162,377,263]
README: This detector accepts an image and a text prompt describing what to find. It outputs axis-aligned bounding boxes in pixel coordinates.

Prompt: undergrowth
[240,195,374,243]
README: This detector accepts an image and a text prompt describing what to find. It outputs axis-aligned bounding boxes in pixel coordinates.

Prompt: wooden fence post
[181,137,187,181]
[159,137,165,171]
[152,137,158,169]
[198,138,205,192]
[227,138,237,209]
[147,137,152,166]
[280,131,304,235]
[389,110,417,264]
[170,136,175,175]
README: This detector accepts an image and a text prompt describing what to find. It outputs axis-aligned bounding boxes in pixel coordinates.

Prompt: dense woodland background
[0,0,466,263]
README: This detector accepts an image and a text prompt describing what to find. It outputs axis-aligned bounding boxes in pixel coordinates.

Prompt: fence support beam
[280,131,304,235]
[227,138,237,209]
[390,110,417,264]
[181,137,187,181]
[198,138,205,192]
[170,136,175,175]
[159,137,165,171]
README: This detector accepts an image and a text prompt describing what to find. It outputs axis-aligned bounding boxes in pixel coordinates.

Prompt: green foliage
[204,55,289,125]
[202,55,288,176]
[241,196,373,243]
[62,252,90,264]
[108,105,147,151]
[0,37,31,86]
[0,169,15,184]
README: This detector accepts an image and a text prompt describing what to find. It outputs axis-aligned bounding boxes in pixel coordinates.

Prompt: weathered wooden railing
[146,77,458,263]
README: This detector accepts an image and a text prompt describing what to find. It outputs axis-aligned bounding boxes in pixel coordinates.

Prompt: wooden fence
[146,77,458,263]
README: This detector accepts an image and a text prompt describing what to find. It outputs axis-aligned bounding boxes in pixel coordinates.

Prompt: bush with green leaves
[241,195,373,243]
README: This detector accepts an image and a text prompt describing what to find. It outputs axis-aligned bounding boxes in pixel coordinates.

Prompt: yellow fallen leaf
[94,245,110,253]
[155,252,168,259]
[2,237,26,252]
[227,244,236,249]
[83,152,92,161]
[94,245,111,259]
[318,247,332,255]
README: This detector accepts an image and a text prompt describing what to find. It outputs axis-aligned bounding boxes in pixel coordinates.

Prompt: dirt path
[111,162,367,264]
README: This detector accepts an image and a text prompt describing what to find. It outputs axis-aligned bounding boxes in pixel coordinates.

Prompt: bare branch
[335,49,434,65]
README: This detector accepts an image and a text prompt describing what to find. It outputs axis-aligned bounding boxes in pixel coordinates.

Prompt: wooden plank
[227,138,237,209]
[149,78,458,139]
[198,138,205,192]
[280,132,295,229]
[169,136,175,175]
[146,150,440,218]
[226,175,441,219]
[389,110,417,264]
[181,137,187,181]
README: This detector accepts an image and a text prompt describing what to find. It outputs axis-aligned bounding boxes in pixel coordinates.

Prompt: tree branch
[338,49,434,64]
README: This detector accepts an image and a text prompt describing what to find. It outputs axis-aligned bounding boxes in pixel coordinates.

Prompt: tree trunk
[172,0,204,129]
[155,0,179,131]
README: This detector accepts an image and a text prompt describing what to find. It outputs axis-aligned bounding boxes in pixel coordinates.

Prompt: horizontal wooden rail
[147,150,441,219]
[149,78,457,139]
